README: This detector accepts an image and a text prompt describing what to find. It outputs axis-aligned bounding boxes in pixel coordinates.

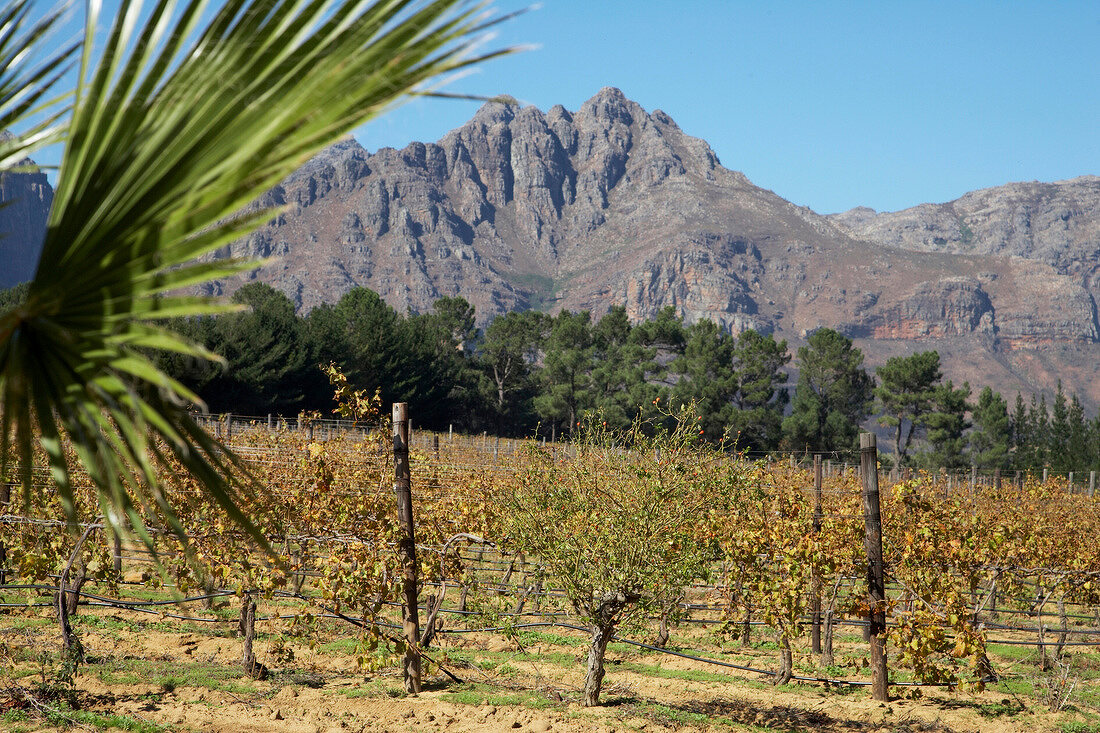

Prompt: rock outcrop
[5,89,1099,407]
[194,88,1100,405]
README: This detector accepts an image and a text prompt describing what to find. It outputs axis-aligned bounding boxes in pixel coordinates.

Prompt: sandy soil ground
[4,602,1096,733]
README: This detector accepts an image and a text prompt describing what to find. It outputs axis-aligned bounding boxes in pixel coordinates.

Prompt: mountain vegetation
[21,277,1090,470]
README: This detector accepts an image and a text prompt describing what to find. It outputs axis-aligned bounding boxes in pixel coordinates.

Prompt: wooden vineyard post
[811,454,823,655]
[993,468,1001,491]
[1090,471,1096,498]
[1069,472,1075,494]
[0,481,9,585]
[1042,468,1048,485]
[392,403,421,693]
[969,465,976,495]
[860,433,888,702]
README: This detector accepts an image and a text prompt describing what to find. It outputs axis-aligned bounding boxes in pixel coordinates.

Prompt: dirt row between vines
[4,599,1097,733]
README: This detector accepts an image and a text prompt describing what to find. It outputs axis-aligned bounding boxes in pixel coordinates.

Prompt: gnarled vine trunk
[581,591,637,707]
[584,622,615,707]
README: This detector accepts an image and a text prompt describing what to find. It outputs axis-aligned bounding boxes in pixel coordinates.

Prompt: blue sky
[36,0,1100,215]
[356,1,1100,214]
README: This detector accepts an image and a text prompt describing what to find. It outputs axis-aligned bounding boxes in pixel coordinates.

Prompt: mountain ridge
[4,89,1100,407]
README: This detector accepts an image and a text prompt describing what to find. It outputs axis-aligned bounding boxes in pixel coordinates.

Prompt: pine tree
[1050,382,1071,472]
[782,328,873,452]
[970,387,1011,469]
[919,381,971,469]
[534,311,596,436]
[874,351,942,464]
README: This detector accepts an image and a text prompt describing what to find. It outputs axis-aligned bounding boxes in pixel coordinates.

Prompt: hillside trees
[115,273,1100,469]
[782,328,873,451]
[589,306,664,429]
[672,323,789,450]
[671,320,737,440]
[918,380,971,469]
[534,310,596,436]
[874,351,943,464]
[478,310,549,434]
[969,387,1012,469]
[728,330,791,451]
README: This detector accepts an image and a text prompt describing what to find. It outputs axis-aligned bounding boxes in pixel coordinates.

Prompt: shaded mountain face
[0,160,52,289]
[5,89,1098,407]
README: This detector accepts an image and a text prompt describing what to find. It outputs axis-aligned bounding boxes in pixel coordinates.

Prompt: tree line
[1,280,1094,468]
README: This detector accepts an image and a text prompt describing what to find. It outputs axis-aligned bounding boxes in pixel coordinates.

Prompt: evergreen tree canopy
[970,386,1011,469]
[782,328,872,452]
[534,310,596,436]
[917,380,971,469]
[874,350,943,464]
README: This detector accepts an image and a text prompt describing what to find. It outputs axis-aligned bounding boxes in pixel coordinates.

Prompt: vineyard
[3,408,1100,732]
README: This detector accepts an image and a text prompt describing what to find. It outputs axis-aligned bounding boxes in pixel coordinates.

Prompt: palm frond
[0,0,75,168]
[0,0,516,548]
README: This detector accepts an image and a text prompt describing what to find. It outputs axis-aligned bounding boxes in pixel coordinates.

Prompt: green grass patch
[90,657,256,695]
[318,637,359,654]
[439,683,556,710]
[628,700,743,729]
[515,629,580,648]
[615,660,740,684]
[341,681,404,699]
[992,677,1038,698]
[29,701,166,732]
[447,646,577,669]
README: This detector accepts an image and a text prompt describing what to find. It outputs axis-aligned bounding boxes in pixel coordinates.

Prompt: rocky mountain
[5,88,1099,407]
[829,176,1100,286]
[197,87,1100,406]
[0,160,52,289]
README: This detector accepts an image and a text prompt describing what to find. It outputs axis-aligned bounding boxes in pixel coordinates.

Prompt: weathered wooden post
[811,454,823,655]
[1090,471,1096,498]
[969,464,976,495]
[1068,472,1075,494]
[393,403,421,693]
[861,433,888,702]
[0,482,9,585]
[993,467,1001,491]
[1042,468,1049,485]
[112,533,122,575]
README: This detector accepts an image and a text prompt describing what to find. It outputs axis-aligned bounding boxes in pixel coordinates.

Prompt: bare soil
[3,600,1098,733]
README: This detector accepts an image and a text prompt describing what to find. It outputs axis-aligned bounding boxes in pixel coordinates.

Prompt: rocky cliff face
[0,89,1088,407]
[830,177,1100,298]
[198,87,1100,405]
[0,162,52,289]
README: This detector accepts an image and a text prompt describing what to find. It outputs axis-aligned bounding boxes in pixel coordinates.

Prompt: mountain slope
[5,89,1098,407]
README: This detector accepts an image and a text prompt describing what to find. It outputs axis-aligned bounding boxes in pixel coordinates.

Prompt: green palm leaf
[0,0,516,549]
